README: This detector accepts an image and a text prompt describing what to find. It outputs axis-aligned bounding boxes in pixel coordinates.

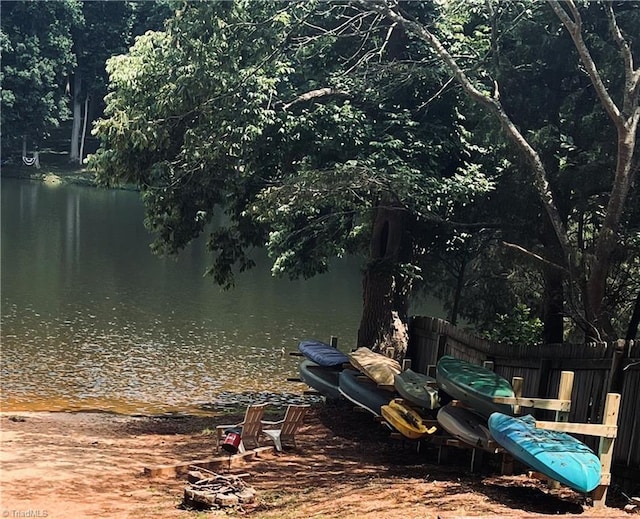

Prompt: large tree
[91,1,493,357]
[362,0,639,342]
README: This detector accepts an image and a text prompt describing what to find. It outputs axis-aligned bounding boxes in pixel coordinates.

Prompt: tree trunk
[540,217,565,344]
[357,203,411,361]
[70,74,82,161]
[542,264,564,344]
[585,130,638,339]
[450,260,466,326]
[626,290,640,341]
[79,93,90,164]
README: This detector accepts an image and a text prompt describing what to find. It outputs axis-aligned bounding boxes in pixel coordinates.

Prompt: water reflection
[1,178,443,414]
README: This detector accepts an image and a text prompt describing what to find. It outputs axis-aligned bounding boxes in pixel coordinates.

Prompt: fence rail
[407,316,639,491]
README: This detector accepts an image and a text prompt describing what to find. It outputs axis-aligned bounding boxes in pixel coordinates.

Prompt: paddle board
[488,412,601,493]
[298,339,349,367]
[348,347,401,387]
[436,355,514,417]
[437,403,498,453]
[382,399,437,439]
[298,359,342,400]
[394,368,440,410]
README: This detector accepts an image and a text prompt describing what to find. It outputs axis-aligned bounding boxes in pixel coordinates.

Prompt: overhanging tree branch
[547,1,623,126]
[358,0,574,269]
[282,87,349,110]
[549,0,639,329]
[501,241,569,274]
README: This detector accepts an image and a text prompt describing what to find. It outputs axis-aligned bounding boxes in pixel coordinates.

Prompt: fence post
[512,377,524,415]
[591,393,622,508]
[555,371,574,422]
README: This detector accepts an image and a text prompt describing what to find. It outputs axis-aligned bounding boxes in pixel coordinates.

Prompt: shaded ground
[0,403,631,518]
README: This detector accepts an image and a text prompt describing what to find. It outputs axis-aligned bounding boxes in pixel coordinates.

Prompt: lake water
[1,178,443,414]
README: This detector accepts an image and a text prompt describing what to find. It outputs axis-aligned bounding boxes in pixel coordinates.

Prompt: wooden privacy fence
[407,316,640,491]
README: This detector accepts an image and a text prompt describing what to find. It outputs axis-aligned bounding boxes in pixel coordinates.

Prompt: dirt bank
[0,403,631,518]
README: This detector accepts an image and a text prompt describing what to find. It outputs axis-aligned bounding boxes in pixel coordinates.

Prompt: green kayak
[436,355,514,418]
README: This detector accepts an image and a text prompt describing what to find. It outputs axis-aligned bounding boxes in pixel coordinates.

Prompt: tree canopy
[1,0,81,150]
[91,0,639,346]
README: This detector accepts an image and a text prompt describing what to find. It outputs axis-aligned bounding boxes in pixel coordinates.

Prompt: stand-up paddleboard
[349,347,401,387]
[298,359,342,400]
[436,356,514,418]
[489,413,601,493]
[394,369,440,410]
[437,404,498,453]
[382,399,437,440]
[339,368,394,417]
[298,339,349,367]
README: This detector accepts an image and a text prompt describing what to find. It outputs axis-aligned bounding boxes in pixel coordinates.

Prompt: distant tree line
[1,0,172,162]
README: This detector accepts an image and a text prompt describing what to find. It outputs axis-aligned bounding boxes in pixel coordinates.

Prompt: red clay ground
[0,403,632,518]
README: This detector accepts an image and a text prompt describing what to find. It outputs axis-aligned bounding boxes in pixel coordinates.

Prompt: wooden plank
[144,446,275,478]
[534,421,617,438]
[512,376,523,415]
[599,472,611,486]
[289,351,303,357]
[592,393,622,508]
[555,371,574,422]
[492,397,571,412]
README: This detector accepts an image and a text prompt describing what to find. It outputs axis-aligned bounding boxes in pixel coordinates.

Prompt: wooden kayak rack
[395,362,620,507]
[486,364,621,508]
[290,344,621,508]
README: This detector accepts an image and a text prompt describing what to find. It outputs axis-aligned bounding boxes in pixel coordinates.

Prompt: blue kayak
[489,413,601,493]
[298,339,349,367]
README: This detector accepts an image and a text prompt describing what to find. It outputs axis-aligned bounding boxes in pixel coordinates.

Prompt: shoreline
[0,164,136,190]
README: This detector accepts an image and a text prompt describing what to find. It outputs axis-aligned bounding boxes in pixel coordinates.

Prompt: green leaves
[90,0,499,290]
[482,304,543,346]
[1,0,81,148]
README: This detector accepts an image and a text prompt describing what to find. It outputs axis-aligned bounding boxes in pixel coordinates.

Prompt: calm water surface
[1,178,442,414]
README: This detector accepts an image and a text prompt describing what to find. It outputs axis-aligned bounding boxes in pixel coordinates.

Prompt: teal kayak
[436,355,514,417]
[489,413,601,493]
